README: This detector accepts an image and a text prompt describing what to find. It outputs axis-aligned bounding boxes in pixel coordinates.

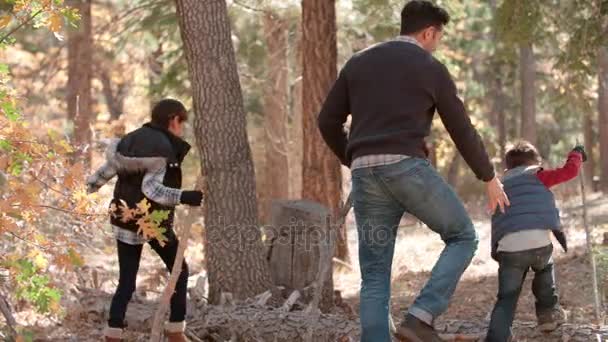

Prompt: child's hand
[572,145,587,162]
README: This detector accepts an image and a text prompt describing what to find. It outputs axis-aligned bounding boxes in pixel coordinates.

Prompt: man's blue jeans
[486,245,557,342]
[351,158,478,342]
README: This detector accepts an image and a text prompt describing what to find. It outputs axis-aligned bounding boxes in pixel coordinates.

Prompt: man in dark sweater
[317,1,509,341]
[87,99,203,342]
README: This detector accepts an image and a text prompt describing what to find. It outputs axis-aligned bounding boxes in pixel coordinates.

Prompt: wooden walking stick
[150,217,193,342]
[577,141,602,323]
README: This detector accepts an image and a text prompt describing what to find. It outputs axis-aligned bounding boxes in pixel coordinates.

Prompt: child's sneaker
[394,314,444,342]
[537,307,565,332]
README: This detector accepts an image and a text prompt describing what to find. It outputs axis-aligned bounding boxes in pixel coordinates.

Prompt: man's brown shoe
[394,314,444,342]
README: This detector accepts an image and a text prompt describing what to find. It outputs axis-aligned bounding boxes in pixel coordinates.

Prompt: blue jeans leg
[373,158,478,324]
[487,252,529,341]
[352,166,404,342]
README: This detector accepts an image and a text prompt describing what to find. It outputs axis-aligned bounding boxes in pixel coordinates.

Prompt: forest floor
[6,193,608,341]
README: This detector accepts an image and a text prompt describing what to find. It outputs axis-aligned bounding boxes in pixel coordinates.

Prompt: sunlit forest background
[0,0,607,341]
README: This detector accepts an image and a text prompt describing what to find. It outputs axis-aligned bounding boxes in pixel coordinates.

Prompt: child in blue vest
[486,141,586,342]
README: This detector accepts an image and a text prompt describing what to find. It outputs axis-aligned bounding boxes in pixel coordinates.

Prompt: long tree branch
[0,9,43,44]
[10,203,102,217]
[6,231,50,251]
[232,0,272,15]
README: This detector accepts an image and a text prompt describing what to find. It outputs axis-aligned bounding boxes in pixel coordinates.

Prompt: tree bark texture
[301,0,347,276]
[599,48,608,193]
[174,0,274,303]
[260,12,290,224]
[67,0,93,164]
[289,29,303,200]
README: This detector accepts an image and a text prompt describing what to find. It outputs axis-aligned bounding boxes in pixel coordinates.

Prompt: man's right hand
[180,190,203,206]
[486,176,509,214]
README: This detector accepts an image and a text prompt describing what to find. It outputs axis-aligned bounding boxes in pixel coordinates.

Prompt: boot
[394,314,444,342]
[537,307,566,332]
[103,326,123,342]
[165,321,188,342]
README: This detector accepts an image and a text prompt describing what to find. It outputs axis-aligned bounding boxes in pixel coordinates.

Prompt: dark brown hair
[151,98,187,128]
[400,0,450,35]
[505,141,542,169]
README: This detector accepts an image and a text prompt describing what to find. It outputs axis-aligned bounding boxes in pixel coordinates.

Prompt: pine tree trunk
[492,76,507,168]
[148,38,164,108]
[584,111,596,188]
[599,48,608,193]
[489,0,507,167]
[175,0,274,302]
[99,68,127,121]
[301,0,341,310]
[67,0,93,164]
[519,43,536,145]
[289,26,304,200]
[260,13,290,225]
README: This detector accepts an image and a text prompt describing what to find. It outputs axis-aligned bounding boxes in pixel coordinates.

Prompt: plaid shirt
[350,154,410,170]
[88,162,183,245]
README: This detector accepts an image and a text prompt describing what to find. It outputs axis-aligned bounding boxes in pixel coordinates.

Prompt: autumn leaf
[28,250,48,270]
[67,248,84,267]
[48,12,63,32]
[0,15,12,29]
[118,200,137,223]
[64,162,84,188]
[57,139,73,153]
[0,215,19,233]
[136,198,151,214]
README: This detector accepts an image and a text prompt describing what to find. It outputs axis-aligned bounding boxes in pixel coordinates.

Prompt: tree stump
[267,199,334,312]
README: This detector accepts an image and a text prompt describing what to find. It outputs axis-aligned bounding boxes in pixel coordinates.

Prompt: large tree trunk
[599,48,608,193]
[175,0,274,302]
[301,0,341,310]
[519,43,536,144]
[260,13,290,224]
[66,0,93,164]
[489,0,508,168]
[289,27,304,200]
[99,67,128,121]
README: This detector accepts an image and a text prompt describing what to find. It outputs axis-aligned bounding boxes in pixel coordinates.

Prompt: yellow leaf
[136,198,151,214]
[28,250,48,270]
[58,139,73,153]
[0,15,12,29]
[48,12,63,32]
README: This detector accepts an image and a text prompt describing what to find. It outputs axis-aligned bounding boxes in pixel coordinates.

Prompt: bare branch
[0,9,43,44]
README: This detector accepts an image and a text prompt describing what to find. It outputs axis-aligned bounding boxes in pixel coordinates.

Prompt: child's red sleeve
[536,151,583,188]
